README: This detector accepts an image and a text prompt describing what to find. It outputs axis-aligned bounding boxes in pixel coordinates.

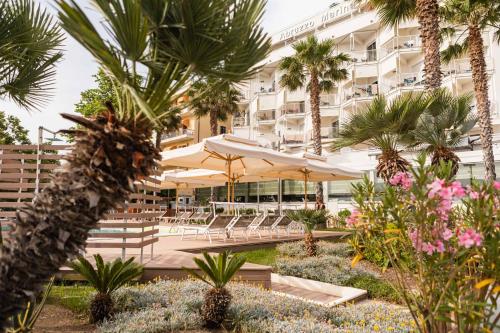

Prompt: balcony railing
[233,117,247,127]
[282,133,304,145]
[310,127,339,140]
[343,84,378,101]
[161,128,194,140]
[347,49,378,63]
[320,94,341,106]
[381,35,422,57]
[257,110,276,121]
[281,102,305,116]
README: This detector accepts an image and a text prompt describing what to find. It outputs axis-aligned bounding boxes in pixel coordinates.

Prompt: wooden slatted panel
[1,144,163,259]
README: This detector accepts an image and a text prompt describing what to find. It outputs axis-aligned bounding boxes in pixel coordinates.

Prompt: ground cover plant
[97,279,415,333]
[347,155,500,332]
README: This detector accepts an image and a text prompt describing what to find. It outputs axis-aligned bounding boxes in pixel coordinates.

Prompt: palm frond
[366,0,416,27]
[441,40,469,63]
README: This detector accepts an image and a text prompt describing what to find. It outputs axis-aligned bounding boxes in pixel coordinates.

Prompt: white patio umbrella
[160,171,224,212]
[161,134,305,208]
[256,152,362,208]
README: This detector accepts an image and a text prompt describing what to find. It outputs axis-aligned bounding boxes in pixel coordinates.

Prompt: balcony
[347,49,378,63]
[256,110,276,126]
[161,128,194,145]
[280,102,305,118]
[343,84,378,103]
[320,94,341,117]
[282,132,304,145]
[310,126,339,141]
[233,116,247,127]
[380,35,422,59]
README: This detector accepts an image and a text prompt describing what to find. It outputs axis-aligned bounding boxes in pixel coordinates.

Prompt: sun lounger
[168,211,193,231]
[271,215,297,238]
[227,215,258,240]
[184,211,203,224]
[251,214,283,239]
[181,215,237,243]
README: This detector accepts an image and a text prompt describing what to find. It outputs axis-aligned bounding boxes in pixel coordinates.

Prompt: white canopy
[160,171,224,190]
[160,134,305,173]
[174,168,276,184]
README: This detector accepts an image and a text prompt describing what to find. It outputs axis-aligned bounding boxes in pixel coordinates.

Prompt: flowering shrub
[347,155,500,333]
[276,240,353,258]
[100,279,414,333]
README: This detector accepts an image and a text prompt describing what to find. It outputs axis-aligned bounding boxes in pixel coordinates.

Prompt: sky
[0,0,330,142]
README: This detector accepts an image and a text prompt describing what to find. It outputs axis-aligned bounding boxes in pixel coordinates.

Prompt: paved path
[272,282,341,304]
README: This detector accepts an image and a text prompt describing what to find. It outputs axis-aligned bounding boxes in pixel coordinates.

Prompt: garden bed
[98,279,414,333]
[241,240,401,303]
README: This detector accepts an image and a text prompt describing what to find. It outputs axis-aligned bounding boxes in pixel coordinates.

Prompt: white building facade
[231,0,500,209]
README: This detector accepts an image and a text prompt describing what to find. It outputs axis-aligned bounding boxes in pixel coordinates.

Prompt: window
[220,126,227,134]
[366,41,377,61]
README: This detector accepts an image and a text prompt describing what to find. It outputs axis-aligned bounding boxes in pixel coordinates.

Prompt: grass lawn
[48,284,93,314]
[239,247,278,266]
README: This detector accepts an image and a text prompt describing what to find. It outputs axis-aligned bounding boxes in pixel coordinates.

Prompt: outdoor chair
[180,215,237,243]
[252,214,283,239]
[271,215,301,238]
[184,211,203,224]
[168,211,193,232]
[227,215,258,241]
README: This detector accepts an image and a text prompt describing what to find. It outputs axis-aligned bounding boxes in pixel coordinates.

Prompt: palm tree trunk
[155,129,163,149]
[304,232,317,257]
[309,71,324,209]
[209,109,218,137]
[468,24,496,181]
[377,148,410,183]
[416,0,441,90]
[431,146,460,177]
[0,110,158,328]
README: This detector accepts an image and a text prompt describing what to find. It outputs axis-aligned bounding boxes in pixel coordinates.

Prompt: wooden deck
[59,250,272,288]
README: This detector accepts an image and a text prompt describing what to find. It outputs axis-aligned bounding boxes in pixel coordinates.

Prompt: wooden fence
[0,144,161,262]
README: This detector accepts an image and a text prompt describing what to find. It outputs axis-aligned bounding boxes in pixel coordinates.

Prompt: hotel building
[163,0,500,210]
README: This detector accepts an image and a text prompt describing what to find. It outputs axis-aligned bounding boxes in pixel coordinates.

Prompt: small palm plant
[185,251,246,328]
[69,254,143,323]
[333,94,428,182]
[287,209,329,257]
[403,89,477,176]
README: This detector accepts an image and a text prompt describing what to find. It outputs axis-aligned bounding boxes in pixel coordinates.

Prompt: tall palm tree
[364,0,442,90]
[0,0,270,328]
[403,90,477,176]
[0,0,63,109]
[190,79,242,136]
[333,94,428,182]
[279,35,349,208]
[441,0,499,181]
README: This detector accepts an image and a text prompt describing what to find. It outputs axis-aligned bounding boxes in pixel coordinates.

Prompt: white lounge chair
[181,215,237,243]
[227,215,259,241]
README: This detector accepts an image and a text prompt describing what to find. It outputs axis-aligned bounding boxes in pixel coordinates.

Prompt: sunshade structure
[160,171,224,211]
[254,152,362,208]
[161,135,305,208]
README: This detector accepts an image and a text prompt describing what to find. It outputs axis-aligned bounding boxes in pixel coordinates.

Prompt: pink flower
[457,229,483,248]
[422,242,436,255]
[409,229,422,251]
[435,240,445,253]
[428,179,445,198]
[389,172,413,190]
[441,228,453,241]
[493,181,500,191]
[346,209,360,227]
[450,181,466,198]
[469,191,479,200]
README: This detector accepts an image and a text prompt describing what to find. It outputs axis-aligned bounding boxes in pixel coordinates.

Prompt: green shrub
[346,275,400,303]
[277,240,353,258]
[215,207,224,214]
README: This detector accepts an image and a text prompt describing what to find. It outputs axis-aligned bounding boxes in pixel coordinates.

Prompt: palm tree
[286,209,329,256]
[0,0,63,109]
[0,0,270,328]
[279,35,349,208]
[403,89,477,176]
[441,0,499,181]
[190,79,242,136]
[364,0,442,90]
[333,94,428,182]
[185,251,246,328]
[70,255,143,323]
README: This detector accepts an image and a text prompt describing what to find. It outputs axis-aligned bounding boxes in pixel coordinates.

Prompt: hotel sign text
[277,1,356,42]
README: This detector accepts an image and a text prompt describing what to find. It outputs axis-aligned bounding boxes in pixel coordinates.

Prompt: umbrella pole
[304,172,308,209]
[257,181,260,213]
[227,159,232,213]
[232,178,235,212]
[176,184,179,213]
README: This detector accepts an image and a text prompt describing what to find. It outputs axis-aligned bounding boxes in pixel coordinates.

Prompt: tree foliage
[0,111,30,144]
[0,0,63,109]
[74,69,117,118]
